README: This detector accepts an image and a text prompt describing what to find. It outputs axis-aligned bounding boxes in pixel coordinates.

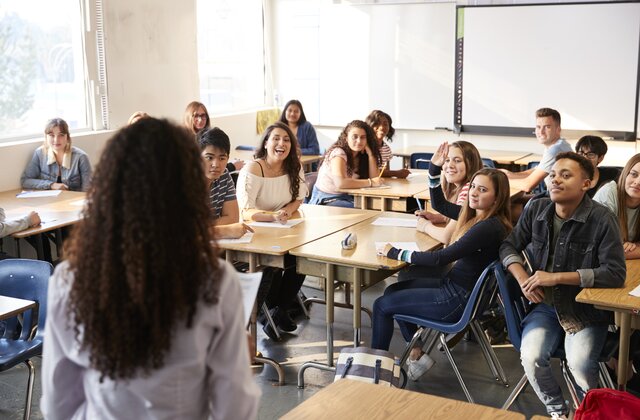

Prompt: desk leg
[353,268,362,347]
[361,198,367,210]
[380,198,387,212]
[326,263,335,366]
[617,312,631,391]
[14,238,21,258]
[35,234,44,261]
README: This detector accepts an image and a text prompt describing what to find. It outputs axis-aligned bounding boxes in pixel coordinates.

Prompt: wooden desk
[219,205,379,384]
[514,153,542,167]
[0,189,86,259]
[0,295,36,322]
[281,379,526,420]
[576,259,640,391]
[291,212,440,386]
[234,150,322,172]
[394,145,532,167]
[338,170,429,212]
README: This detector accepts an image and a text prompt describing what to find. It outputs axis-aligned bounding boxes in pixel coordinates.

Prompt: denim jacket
[499,195,626,333]
[21,146,92,192]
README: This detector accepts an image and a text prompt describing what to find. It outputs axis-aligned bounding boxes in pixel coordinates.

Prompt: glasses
[46,133,68,139]
[193,113,207,120]
[577,151,598,159]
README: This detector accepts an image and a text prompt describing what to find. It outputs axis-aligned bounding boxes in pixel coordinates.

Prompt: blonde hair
[449,168,512,244]
[127,111,149,125]
[183,101,210,134]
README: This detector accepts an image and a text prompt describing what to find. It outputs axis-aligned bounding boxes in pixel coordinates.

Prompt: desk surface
[281,379,525,420]
[0,295,36,321]
[0,189,86,237]
[218,204,378,256]
[338,170,429,199]
[290,211,440,271]
[576,259,640,312]
[393,145,532,165]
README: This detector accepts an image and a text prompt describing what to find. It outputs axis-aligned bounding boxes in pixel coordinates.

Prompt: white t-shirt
[593,180,639,241]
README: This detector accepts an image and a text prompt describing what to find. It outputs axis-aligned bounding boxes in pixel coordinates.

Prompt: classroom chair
[393,261,507,402]
[493,262,616,411]
[304,171,318,204]
[0,259,53,420]
[235,145,255,151]
[527,161,547,194]
[409,152,434,170]
[482,157,496,168]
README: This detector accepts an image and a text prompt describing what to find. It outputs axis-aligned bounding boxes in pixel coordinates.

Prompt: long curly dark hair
[253,121,302,201]
[323,120,381,177]
[65,118,221,381]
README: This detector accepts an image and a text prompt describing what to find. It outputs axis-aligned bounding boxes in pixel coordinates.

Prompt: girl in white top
[309,120,384,208]
[365,110,410,179]
[41,118,259,420]
[236,121,309,338]
[594,153,640,259]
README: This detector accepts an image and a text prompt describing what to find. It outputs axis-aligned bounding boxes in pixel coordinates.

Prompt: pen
[415,198,423,212]
[377,162,387,179]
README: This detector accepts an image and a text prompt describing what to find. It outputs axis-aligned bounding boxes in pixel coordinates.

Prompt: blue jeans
[371,278,468,351]
[308,185,354,208]
[520,303,607,415]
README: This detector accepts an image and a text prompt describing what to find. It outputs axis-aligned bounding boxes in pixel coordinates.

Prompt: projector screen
[459,2,640,139]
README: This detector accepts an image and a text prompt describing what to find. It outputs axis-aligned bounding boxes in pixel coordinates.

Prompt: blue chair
[493,261,616,411]
[482,157,496,168]
[235,145,255,151]
[394,261,507,402]
[0,259,53,420]
[409,152,433,170]
[527,161,547,194]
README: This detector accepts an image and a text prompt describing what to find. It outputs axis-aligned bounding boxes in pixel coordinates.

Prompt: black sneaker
[273,308,297,332]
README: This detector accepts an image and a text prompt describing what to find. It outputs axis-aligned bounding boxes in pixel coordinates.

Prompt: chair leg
[399,327,425,368]
[599,361,615,389]
[296,291,310,319]
[470,320,509,386]
[261,303,281,340]
[438,333,474,403]
[23,359,35,420]
[502,373,529,410]
[560,360,581,410]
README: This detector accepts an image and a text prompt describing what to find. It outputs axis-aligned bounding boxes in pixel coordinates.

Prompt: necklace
[263,158,282,175]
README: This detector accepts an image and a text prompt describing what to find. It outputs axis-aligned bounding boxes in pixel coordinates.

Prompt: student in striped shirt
[198,128,252,239]
[365,110,410,179]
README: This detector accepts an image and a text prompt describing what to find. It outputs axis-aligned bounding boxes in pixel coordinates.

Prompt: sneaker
[406,353,435,381]
[272,307,297,332]
[550,413,568,420]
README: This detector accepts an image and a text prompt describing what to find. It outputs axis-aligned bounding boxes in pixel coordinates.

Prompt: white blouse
[41,260,260,420]
[236,166,307,216]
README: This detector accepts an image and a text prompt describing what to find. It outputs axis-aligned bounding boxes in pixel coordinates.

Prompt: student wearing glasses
[21,118,92,192]
[574,135,620,198]
[184,101,244,175]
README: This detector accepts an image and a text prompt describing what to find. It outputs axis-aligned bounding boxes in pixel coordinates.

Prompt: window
[196,0,266,114]
[0,0,102,141]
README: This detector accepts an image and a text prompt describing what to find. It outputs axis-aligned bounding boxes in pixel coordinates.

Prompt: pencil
[377,161,387,178]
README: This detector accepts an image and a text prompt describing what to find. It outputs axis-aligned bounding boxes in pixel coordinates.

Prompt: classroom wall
[1,0,638,192]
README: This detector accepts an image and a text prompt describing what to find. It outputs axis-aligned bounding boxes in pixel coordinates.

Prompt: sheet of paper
[372,217,418,228]
[16,190,62,198]
[69,199,86,206]
[629,284,640,297]
[248,219,304,229]
[375,242,420,254]
[217,233,254,245]
[236,271,262,326]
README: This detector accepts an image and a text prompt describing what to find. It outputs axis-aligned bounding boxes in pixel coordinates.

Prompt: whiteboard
[317,2,456,130]
[460,2,640,135]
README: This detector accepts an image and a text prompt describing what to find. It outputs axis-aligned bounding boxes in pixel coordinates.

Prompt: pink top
[315,148,360,194]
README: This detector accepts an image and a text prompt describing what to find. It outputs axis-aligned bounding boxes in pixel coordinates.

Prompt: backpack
[574,388,640,420]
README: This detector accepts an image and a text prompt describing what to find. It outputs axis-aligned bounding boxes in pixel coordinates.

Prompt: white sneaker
[550,413,568,420]
[406,353,435,381]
